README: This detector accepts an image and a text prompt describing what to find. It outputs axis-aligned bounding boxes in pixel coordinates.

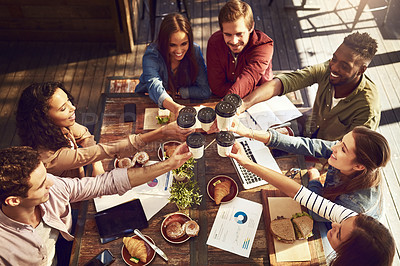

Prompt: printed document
[207,197,263,257]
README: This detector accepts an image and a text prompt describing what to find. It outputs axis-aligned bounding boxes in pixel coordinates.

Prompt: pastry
[165,221,185,239]
[164,142,180,158]
[117,157,133,168]
[133,151,149,165]
[123,237,147,262]
[183,220,200,237]
[214,180,231,205]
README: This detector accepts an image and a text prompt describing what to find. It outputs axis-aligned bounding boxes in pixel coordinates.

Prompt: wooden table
[69,93,326,265]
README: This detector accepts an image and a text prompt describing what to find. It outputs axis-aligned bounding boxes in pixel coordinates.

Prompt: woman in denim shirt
[227,138,394,266]
[229,119,389,221]
[135,13,211,115]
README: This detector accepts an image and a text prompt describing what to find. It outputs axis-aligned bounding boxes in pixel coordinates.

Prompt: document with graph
[206,197,263,257]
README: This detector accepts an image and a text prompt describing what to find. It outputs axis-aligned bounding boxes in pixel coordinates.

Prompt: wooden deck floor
[0,0,399,264]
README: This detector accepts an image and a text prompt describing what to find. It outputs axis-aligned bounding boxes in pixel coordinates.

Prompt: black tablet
[94,199,148,244]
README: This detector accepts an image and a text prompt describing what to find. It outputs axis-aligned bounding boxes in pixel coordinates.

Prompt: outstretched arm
[228,142,299,197]
[127,142,192,187]
[228,142,357,223]
[238,78,283,113]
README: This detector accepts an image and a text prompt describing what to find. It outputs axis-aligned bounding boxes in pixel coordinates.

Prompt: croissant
[123,237,147,262]
[214,180,231,205]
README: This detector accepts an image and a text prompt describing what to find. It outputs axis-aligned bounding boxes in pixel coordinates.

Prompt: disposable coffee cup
[223,93,242,109]
[179,106,197,117]
[215,101,236,131]
[197,107,216,131]
[177,113,196,129]
[186,132,205,159]
[216,131,235,157]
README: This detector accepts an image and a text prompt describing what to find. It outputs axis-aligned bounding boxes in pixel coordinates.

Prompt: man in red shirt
[207,0,274,98]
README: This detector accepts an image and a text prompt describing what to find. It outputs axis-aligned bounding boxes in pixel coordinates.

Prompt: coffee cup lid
[186,132,205,148]
[223,93,242,108]
[179,106,197,116]
[216,131,235,147]
[177,113,196,128]
[215,101,236,117]
[197,107,216,123]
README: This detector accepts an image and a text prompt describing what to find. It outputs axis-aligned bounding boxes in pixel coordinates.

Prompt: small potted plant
[168,158,202,211]
[172,157,195,181]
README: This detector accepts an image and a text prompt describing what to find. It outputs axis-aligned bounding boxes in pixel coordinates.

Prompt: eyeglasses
[285,168,301,179]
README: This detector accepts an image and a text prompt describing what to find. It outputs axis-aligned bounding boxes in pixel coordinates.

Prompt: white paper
[247,101,282,131]
[265,96,302,124]
[244,96,303,131]
[237,111,261,130]
[93,161,173,221]
[143,108,163,130]
[206,197,263,258]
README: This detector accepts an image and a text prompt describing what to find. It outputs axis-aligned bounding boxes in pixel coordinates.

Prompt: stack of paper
[239,95,302,131]
[93,161,173,221]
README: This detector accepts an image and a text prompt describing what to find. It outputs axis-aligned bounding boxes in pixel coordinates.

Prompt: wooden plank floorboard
[69,44,91,124]
[0,42,16,101]
[86,44,110,134]
[53,43,72,82]
[62,43,83,93]
[191,0,203,55]
[258,0,290,71]
[76,44,101,132]
[0,42,30,147]
[273,1,301,71]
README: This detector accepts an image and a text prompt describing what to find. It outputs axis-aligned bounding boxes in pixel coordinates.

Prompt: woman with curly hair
[135,13,211,115]
[16,82,193,178]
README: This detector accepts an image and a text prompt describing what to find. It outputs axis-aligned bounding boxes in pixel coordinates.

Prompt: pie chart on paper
[234,211,248,224]
[147,178,158,187]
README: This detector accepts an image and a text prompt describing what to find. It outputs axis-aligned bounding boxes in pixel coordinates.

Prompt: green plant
[168,157,202,210]
[169,178,202,210]
[156,115,170,124]
[172,157,195,180]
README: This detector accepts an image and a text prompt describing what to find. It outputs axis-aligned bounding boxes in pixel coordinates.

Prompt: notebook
[230,137,281,190]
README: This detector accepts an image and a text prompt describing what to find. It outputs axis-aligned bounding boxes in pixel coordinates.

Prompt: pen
[164,171,170,191]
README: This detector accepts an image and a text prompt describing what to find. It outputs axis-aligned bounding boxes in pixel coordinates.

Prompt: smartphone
[84,249,115,266]
[124,103,136,122]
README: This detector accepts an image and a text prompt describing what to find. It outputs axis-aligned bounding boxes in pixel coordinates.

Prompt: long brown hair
[323,126,390,200]
[156,13,198,96]
[330,214,395,266]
